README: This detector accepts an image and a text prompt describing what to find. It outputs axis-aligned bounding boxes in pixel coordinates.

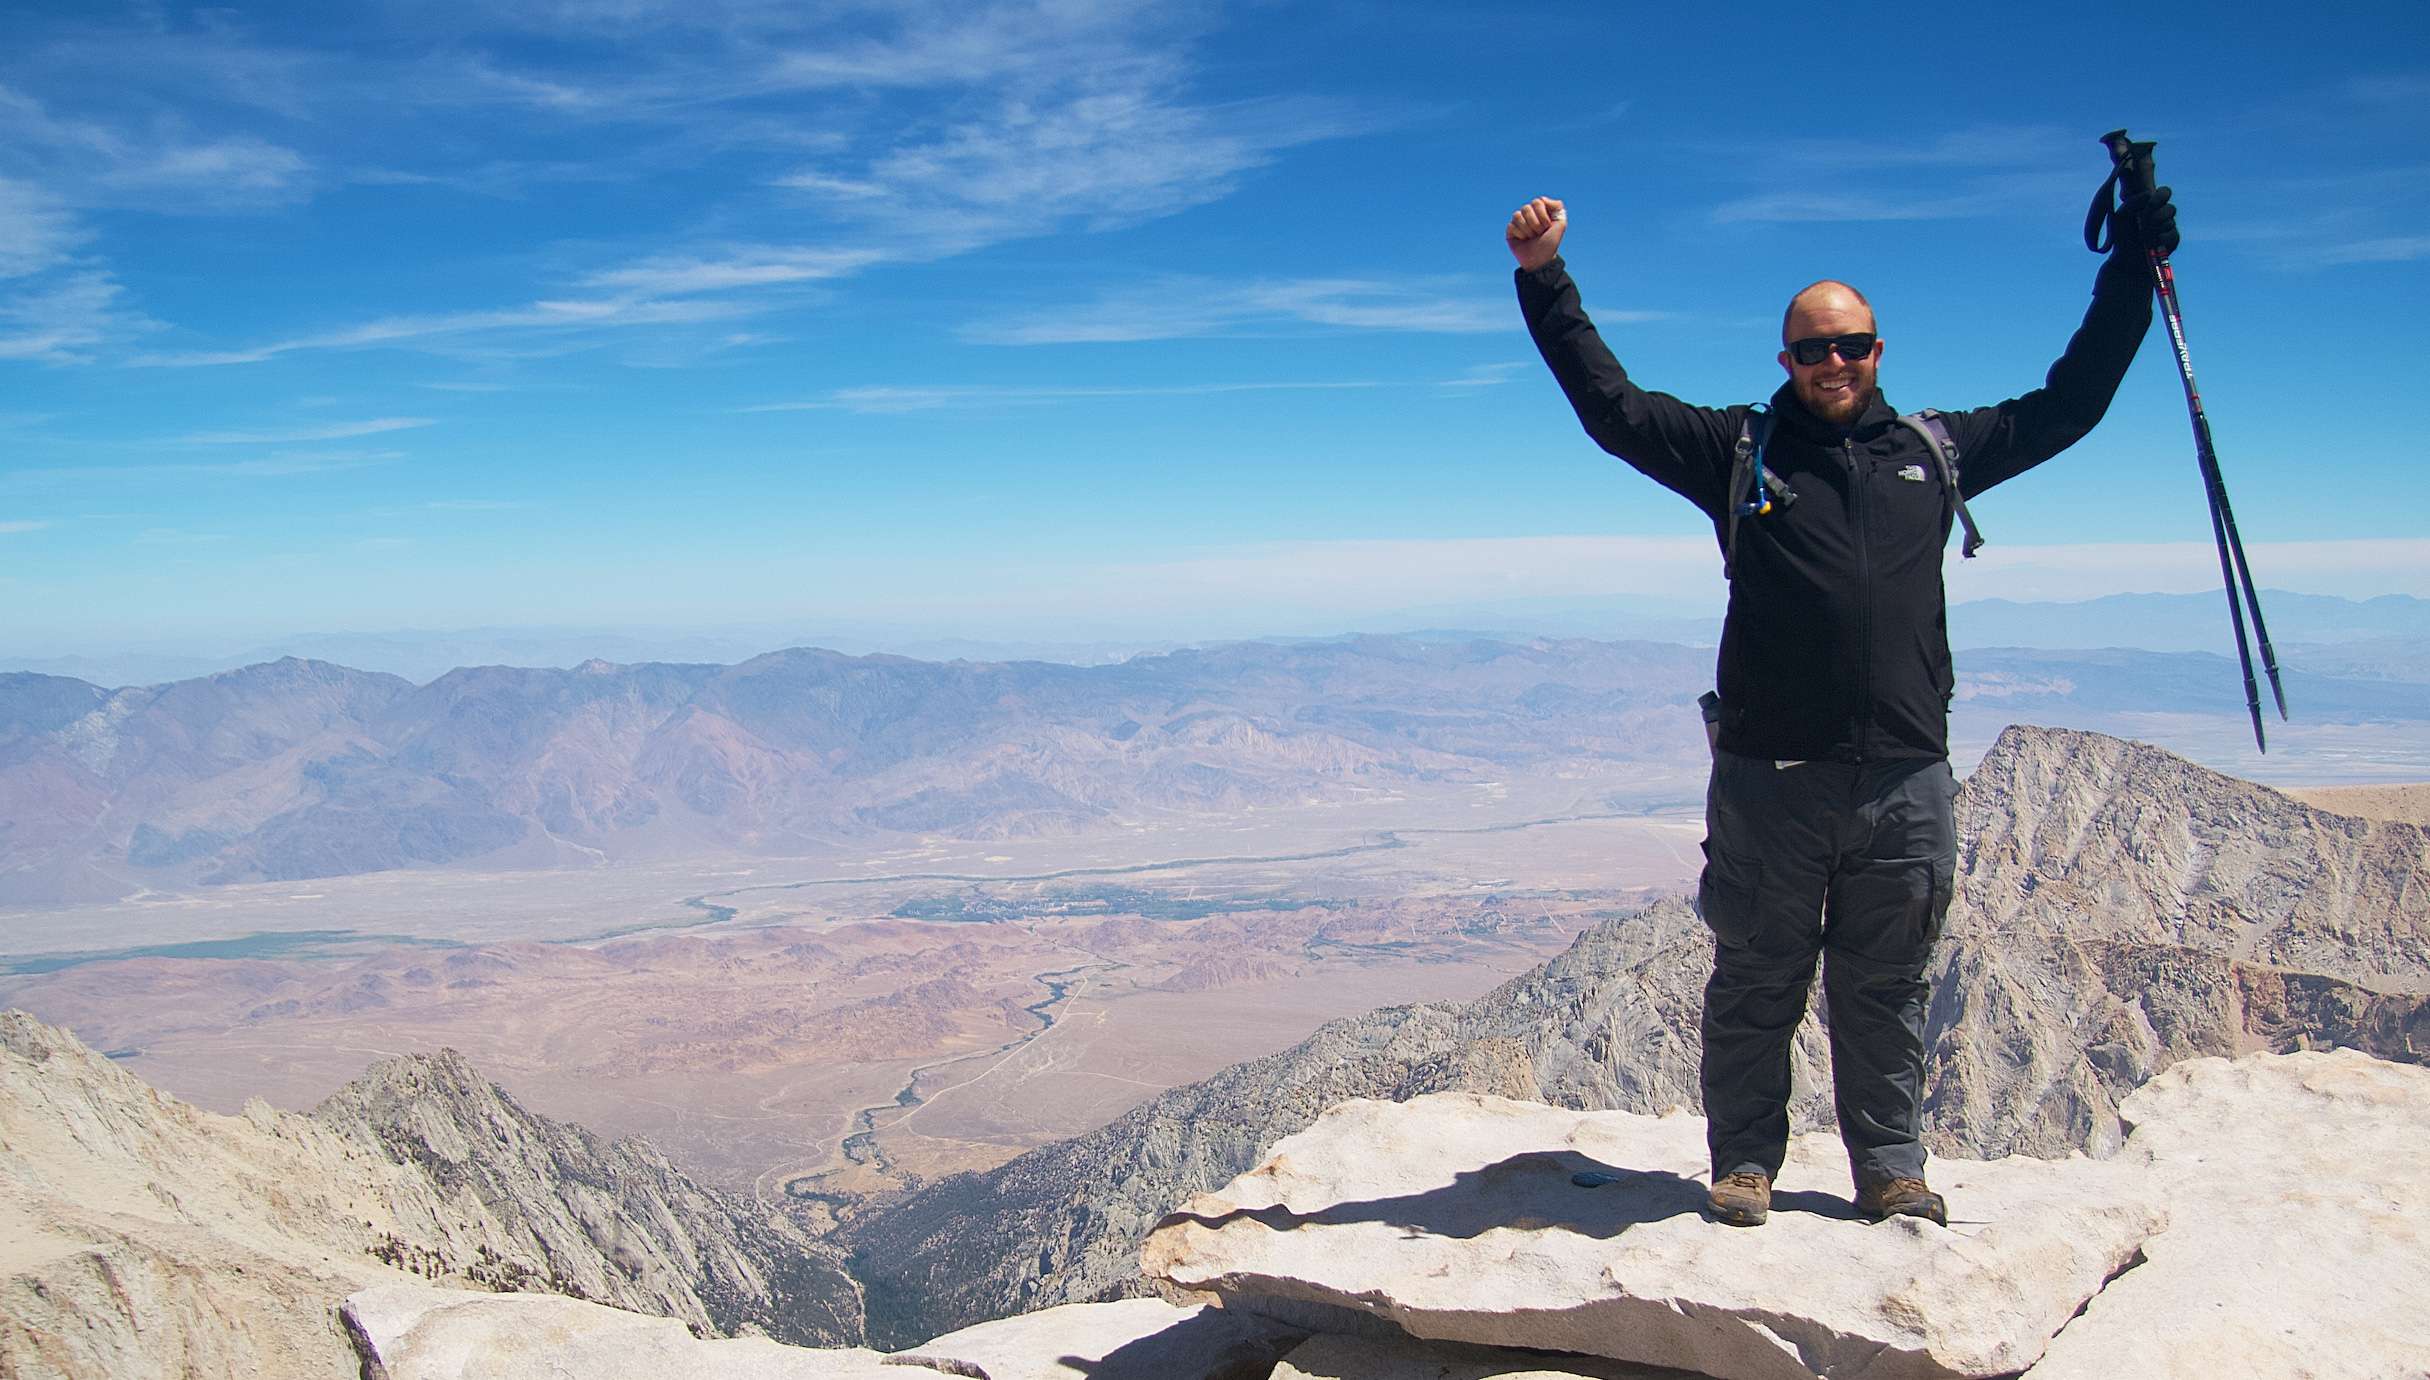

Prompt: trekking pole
[2094,130,2288,751]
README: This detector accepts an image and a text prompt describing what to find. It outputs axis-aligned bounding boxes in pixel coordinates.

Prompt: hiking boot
[1856,1176,1947,1226]
[1705,1171,1771,1227]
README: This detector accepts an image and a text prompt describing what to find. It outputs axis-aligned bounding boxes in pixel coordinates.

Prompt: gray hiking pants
[1695,750,1956,1186]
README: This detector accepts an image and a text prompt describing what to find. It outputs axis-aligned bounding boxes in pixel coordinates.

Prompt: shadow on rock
[1051,1307,1296,1380]
[1155,1150,1741,1241]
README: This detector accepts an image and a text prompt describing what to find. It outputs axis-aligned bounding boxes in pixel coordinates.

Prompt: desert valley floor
[1,774,1717,1197]
[8,768,2424,1203]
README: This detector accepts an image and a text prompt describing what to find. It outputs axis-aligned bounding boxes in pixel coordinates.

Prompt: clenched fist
[1506,196,1566,271]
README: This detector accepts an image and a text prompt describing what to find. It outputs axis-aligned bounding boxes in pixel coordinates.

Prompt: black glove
[2113,185,2179,259]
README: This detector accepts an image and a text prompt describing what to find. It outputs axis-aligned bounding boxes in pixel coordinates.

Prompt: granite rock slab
[342,1283,903,1379]
[2021,1050,2430,1379]
[1142,1092,2162,1380]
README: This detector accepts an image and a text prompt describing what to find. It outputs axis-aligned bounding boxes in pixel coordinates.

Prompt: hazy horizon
[9,585,2427,687]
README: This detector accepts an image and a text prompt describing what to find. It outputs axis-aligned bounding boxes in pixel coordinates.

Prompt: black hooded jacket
[1517,254,2153,763]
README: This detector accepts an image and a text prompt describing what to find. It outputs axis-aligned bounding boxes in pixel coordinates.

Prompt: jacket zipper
[1849,438,1872,762]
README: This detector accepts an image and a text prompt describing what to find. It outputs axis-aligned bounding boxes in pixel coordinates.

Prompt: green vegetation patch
[892,883,1333,924]
[3,929,462,976]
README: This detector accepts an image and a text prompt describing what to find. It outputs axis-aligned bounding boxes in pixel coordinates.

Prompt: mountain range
[1,638,1715,904]
[9,632,2430,907]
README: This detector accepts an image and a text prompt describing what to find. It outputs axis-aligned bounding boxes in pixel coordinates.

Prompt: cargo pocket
[1696,842,1763,953]
[1828,852,1948,968]
[1922,854,1954,952]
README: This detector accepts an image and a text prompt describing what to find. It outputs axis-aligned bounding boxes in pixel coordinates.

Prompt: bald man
[1507,193,2170,1227]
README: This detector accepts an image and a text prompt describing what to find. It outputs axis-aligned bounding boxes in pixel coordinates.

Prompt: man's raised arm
[1508,198,1736,520]
[1939,189,2178,497]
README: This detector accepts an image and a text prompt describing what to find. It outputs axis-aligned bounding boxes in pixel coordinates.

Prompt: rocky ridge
[0,1012,861,1379]
[331,1049,2430,1379]
[842,725,2430,1342]
[313,1047,861,1344]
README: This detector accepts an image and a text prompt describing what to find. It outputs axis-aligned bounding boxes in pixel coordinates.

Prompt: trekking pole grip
[2099,129,2158,201]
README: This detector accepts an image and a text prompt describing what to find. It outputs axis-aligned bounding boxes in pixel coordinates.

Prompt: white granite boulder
[342,1283,902,1379]
[2021,1050,2430,1379]
[344,1285,1298,1380]
[1142,1093,2162,1380]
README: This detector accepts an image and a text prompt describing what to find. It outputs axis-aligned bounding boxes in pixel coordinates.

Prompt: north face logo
[1896,464,1928,482]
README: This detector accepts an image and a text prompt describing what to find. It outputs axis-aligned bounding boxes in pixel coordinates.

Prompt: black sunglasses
[1786,333,1877,366]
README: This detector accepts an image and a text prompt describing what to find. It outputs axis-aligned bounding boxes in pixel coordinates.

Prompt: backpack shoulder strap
[1895,409,1985,558]
[1723,406,1773,580]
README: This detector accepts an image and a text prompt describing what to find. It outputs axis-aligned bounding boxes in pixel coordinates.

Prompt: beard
[1800,373,1874,424]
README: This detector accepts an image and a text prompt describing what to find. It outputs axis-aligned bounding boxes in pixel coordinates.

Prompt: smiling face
[1779,280,1882,426]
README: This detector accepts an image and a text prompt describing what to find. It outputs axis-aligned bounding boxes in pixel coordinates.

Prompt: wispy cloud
[0,84,312,212]
[577,247,884,295]
[1756,125,2075,173]
[0,519,47,534]
[8,19,329,122]
[0,174,81,278]
[158,253,1485,369]
[5,450,405,485]
[740,380,1388,414]
[741,7,1370,257]
[963,277,1521,345]
[357,496,528,518]
[132,528,233,545]
[175,418,433,446]
[134,295,763,366]
[451,59,619,114]
[2345,73,2430,109]
[1714,192,1992,224]
[413,379,583,393]
[196,0,1199,129]
[768,171,883,198]
[205,451,407,477]
[1706,126,2081,226]
[0,268,153,363]
[759,2,1181,92]
[1436,362,1529,390]
[537,79,1368,354]
[99,136,310,201]
[2314,235,2430,265]
[1712,177,2077,225]
[6,5,1374,368]
[0,84,300,364]
[2201,187,2430,271]
[824,91,1358,249]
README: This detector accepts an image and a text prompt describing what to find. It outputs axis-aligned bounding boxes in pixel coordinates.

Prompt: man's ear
[1777,349,1792,376]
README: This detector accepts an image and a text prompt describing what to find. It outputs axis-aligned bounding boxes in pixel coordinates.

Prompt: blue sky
[3,0,2426,656]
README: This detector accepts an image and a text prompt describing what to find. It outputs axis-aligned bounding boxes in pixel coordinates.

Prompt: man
[1506,183,2174,1227]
